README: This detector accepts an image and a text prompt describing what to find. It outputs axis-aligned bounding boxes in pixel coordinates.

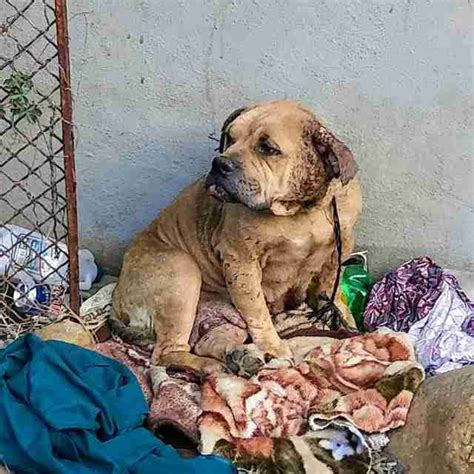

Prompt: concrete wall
[69,0,473,275]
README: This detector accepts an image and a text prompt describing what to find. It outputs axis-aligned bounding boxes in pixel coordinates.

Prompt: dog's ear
[219,106,251,153]
[311,122,357,185]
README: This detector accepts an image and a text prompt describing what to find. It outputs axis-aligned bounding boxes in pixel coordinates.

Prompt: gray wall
[69,0,473,275]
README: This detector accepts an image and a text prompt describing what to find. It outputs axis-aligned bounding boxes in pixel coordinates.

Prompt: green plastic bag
[341,264,374,332]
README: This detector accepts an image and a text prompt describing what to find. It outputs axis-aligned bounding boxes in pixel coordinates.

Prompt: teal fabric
[0,334,234,474]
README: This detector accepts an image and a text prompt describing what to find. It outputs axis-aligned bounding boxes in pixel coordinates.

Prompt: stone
[36,319,93,347]
[388,366,473,474]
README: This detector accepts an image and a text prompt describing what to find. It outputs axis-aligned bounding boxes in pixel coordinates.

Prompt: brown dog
[112,101,362,373]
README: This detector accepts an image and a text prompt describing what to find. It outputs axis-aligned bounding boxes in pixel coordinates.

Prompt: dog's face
[205,101,357,216]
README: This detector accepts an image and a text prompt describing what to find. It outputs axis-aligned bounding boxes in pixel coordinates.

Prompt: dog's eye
[257,139,281,156]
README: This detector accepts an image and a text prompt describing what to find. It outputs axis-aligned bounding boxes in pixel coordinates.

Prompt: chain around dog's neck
[311,196,344,330]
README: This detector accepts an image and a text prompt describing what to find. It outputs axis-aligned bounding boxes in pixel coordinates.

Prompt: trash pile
[0,224,100,342]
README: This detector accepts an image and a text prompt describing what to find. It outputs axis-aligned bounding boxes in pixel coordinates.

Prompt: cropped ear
[219,106,252,153]
[311,122,357,185]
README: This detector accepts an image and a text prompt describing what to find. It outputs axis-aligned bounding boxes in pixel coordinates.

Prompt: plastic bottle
[13,283,51,315]
[78,249,98,291]
[341,253,375,332]
[0,224,98,290]
[0,224,68,283]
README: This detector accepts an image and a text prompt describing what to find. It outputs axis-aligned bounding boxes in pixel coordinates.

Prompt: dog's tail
[108,310,155,347]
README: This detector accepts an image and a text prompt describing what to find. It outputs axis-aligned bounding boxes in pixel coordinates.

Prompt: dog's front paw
[225,341,293,378]
[225,344,265,378]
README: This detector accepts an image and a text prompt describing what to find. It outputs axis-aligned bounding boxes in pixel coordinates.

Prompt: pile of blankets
[92,256,472,472]
[2,256,471,473]
[95,327,423,472]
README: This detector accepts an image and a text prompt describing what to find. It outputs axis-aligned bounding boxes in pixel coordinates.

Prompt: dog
[112,101,362,374]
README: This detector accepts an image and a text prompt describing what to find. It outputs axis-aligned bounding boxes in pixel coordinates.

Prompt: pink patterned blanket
[93,300,423,473]
[199,330,423,472]
[94,330,422,472]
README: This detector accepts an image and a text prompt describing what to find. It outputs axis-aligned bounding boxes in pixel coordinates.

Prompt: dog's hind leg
[112,232,223,374]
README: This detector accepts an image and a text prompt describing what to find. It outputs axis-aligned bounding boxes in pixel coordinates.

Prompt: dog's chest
[260,214,334,294]
[262,235,313,266]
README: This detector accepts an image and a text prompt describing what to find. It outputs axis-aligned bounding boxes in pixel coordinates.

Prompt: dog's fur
[112,101,362,373]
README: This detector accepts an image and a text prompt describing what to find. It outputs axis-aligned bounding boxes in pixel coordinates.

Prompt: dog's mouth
[205,173,238,203]
[207,183,233,202]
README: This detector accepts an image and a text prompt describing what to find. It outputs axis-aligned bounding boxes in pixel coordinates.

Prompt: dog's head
[205,101,357,216]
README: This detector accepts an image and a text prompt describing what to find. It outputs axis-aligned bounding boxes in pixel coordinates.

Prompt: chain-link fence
[0,0,79,341]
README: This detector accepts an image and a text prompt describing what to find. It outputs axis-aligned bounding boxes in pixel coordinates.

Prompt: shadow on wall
[78,136,217,274]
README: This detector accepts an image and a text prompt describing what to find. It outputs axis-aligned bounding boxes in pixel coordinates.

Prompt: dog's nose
[212,156,239,175]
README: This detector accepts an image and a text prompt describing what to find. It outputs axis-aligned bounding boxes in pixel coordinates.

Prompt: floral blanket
[94,331,422,473]
[89,284,423,473]
[199,330,423,472]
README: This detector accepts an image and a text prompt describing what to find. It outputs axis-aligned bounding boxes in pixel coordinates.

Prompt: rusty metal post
[54,0,80,314]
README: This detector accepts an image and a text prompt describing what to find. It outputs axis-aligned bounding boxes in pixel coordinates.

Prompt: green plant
[1,71,42,124]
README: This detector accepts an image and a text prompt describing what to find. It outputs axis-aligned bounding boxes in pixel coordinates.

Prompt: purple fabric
[363,256,474,376]
[462,313,474,337]
[407,281,474,376]
[363,256,473,332]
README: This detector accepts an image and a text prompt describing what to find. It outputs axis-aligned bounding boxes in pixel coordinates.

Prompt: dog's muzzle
[205,155,241,202]
[211,155,240,176]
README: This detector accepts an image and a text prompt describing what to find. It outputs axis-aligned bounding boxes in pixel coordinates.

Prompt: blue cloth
[0,334,234,474]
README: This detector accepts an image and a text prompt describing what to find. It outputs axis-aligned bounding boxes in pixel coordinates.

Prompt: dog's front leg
[222,256,292,360]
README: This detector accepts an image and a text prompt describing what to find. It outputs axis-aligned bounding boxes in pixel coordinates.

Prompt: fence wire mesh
[0,0,78,341]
